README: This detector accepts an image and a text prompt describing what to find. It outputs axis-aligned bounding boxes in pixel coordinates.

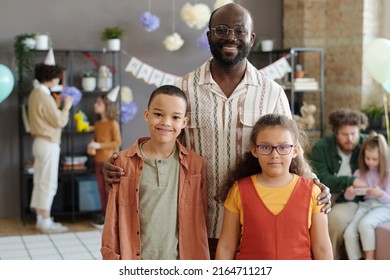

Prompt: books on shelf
[63,156,88,164]
[62,163,87,170]
[62,156,88,170]
[292,77,319,90]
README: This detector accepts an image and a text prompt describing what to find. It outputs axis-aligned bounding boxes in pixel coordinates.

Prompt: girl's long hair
[100,95,120,121]
[358,132,390,183]
[215,114,313,203]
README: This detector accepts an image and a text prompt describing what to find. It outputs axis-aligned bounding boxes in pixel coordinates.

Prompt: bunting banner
[124,55,180,87]
[123,55,291,87]
[82,49,293,87]
[259,56,292,80]
[82,52,116,73]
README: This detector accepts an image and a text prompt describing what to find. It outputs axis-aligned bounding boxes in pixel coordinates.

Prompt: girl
[88,94,122,229]
[343,132,390,260]
[215,114,333,260]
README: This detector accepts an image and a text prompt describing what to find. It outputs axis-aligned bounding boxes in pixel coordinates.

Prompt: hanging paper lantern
[121,102,138,124]
[140,11,160,32]
[62,86,82,106]
[197,28,210,51]
[120,86,133,104]
[163,32,184,52]
[180,3,211,30]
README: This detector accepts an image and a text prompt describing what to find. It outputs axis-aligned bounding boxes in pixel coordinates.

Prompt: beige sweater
[28,88,71,144]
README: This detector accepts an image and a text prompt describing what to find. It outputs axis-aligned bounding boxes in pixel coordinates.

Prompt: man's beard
[209,42,251,66]
[339,142,357,154]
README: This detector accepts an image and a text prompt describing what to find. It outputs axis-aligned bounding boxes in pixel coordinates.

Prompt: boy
[101,85,209,260]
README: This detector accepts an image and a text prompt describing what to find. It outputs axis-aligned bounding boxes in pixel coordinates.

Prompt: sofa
[375,221,390,260]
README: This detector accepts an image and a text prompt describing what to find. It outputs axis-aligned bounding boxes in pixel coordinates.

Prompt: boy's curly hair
[34,63,63,83]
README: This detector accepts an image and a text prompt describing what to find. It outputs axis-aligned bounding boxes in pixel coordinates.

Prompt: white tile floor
[0,230,102,260]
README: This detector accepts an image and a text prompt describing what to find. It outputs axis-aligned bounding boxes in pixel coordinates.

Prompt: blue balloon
[0,64,15,104]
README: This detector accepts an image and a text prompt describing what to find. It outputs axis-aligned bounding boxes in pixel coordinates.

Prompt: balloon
[363,38,390,93]
[62,86,82,106]
[0,64,14,104]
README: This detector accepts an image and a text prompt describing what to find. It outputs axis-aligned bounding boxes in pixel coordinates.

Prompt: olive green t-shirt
[139,144,180,260]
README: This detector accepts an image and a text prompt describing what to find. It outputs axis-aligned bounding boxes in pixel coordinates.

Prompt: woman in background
[28,62,73,233]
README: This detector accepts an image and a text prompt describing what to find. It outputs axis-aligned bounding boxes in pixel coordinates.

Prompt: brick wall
[283,0,385,137]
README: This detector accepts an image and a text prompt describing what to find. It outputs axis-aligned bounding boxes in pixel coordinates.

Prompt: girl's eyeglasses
[255,144,294,155]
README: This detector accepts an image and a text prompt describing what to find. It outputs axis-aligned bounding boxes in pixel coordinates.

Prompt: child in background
[215,114,333,260]
[87,92,121,229]
[101,85,209,260]
[343,132,390,260]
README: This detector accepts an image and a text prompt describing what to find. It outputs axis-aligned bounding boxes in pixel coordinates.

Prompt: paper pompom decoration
[214,0,234,10]
[140,11,160,32]
[120,86,134,104]
[163,32,184,51]
[121,102,138,124]
[197,28,210,51]
[62,86,82,106]
[180,3,211,29]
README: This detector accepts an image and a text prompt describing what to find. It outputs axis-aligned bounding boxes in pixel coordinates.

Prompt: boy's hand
[103,152,125,188]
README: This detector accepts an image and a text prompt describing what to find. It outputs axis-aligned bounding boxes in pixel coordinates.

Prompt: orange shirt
[233,175,314,260]
[225,174,322,229]
[101,138,209,260]
[93,119,121,163]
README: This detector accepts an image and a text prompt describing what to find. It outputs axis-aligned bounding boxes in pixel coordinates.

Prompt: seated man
[308,108,368,259]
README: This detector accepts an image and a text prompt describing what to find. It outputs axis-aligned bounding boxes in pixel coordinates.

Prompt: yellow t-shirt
[224,174,322,228]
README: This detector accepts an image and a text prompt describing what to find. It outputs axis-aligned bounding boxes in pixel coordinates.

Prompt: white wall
[383,0,390,38]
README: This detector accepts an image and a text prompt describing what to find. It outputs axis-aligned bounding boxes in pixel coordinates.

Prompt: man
[309,108,369,259]
[104,3,331,259]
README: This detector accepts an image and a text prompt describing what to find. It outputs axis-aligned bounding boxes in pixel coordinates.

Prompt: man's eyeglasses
[210,25,248,39]
[255,144,294,155]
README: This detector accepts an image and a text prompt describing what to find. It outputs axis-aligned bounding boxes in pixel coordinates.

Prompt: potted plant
[14,33,37,93]
[35,33,51,50]
[81,70,97,91]
[362,103,385,129]
[100,26,125,51]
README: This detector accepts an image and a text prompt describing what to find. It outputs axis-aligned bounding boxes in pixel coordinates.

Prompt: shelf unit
[248,47,324,136]
[18,49,121,224]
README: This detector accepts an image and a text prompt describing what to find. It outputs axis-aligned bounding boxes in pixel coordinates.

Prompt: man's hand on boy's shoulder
[313,178,332,214]
[103,152,125,188]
